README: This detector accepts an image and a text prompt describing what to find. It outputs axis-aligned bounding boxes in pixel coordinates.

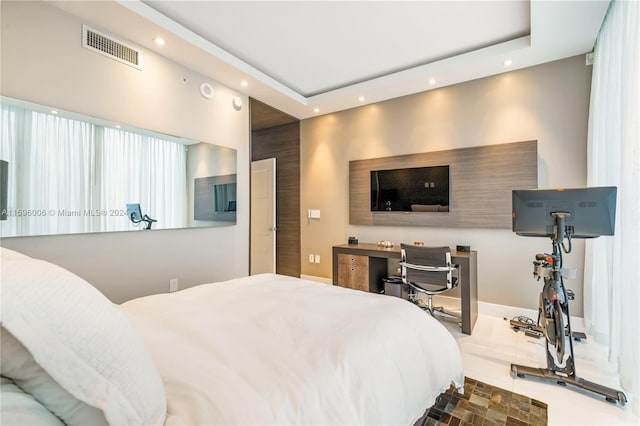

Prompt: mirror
[0,96,237,237]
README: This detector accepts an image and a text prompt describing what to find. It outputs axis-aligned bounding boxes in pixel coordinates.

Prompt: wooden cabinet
[336,253,387,293]
[337,254,370,291]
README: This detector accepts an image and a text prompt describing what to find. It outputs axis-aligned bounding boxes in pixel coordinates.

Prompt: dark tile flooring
[417,377,548,426]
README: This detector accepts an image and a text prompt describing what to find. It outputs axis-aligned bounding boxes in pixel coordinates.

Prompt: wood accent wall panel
[251,99,298,131]
[252,122,301,277]
[193,174,236,222]
[350,140,538,228]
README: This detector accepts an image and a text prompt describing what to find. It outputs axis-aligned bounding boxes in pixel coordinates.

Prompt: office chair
[400,244,461,323]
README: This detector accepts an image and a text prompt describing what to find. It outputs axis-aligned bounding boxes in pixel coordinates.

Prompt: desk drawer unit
[337,254,369,292]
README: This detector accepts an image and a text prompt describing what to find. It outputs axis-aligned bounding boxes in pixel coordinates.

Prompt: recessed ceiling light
[428,79,436,85]
[358,96,365,102]
[241,80,248,87]
[153,37,165,46]
[313,108,320,113]
[504,59,513,67]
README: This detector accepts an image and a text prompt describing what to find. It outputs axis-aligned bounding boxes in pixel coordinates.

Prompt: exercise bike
[126,203,157,230]
[510,210,627,406]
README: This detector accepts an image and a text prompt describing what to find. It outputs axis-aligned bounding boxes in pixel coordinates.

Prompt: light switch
[309,209,321,219]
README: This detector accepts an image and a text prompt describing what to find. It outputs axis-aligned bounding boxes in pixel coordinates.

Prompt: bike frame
[539,237,575,376]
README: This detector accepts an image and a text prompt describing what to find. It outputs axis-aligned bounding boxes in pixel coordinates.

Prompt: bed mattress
[121,273,464,425]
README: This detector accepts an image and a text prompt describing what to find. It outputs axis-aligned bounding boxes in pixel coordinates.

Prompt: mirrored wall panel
[0,97,237,237]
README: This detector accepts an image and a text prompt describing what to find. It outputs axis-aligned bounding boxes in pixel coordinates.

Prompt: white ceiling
[142,1,531,97]
[51,0,610,120]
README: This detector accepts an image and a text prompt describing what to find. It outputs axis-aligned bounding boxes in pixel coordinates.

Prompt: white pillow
[0,251,167,425]
[1,375,65,426]
[1,327,108,425]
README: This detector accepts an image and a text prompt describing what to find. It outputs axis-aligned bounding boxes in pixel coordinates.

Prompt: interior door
[251,158,276,274]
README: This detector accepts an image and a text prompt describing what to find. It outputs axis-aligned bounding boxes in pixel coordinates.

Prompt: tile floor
[439,314,638,425]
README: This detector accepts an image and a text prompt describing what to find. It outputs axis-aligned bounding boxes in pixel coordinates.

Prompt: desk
[332,243,477,335]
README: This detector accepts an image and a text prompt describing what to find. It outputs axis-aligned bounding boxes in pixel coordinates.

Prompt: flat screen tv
[371,165,449,212]
[512,187,617,238]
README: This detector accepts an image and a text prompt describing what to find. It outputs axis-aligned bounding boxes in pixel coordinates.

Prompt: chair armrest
[400,261,458,272]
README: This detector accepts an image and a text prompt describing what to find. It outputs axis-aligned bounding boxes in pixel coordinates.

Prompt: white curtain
[98,128,187,232]
[0,103,187,236]
[0,105,96,237]
[585,0,640,409]
[0,105,28,237]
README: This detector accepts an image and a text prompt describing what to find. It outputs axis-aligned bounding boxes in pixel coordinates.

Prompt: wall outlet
[308,254,315,263]
[169,278,179,292]
[314,254,320,264]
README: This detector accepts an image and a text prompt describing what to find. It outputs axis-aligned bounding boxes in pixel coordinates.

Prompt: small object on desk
[456,245,471,252]
[377,240,394,248]
[348,236,358,245]
[414,241,424,246]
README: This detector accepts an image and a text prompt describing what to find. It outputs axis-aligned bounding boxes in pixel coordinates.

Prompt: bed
[0,247,464,425]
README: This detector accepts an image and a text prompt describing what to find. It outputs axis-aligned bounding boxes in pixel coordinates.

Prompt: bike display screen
[512,187,617,238]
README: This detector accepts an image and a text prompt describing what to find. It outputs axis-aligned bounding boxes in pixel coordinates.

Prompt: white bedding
[121,273,464,425]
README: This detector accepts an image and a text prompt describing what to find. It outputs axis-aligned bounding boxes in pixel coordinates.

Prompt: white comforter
[121,274,464,425]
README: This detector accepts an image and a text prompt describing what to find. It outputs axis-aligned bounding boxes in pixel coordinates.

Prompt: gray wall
[300,55,592,315]
[0,0,250,303]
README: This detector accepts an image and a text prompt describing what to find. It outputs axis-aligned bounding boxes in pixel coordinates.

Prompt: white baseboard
[300,274,333,285]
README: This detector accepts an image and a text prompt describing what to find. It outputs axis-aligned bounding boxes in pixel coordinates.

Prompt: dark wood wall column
[252,121,301,277]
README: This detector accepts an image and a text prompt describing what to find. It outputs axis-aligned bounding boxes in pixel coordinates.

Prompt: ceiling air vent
[82,25,141,70]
